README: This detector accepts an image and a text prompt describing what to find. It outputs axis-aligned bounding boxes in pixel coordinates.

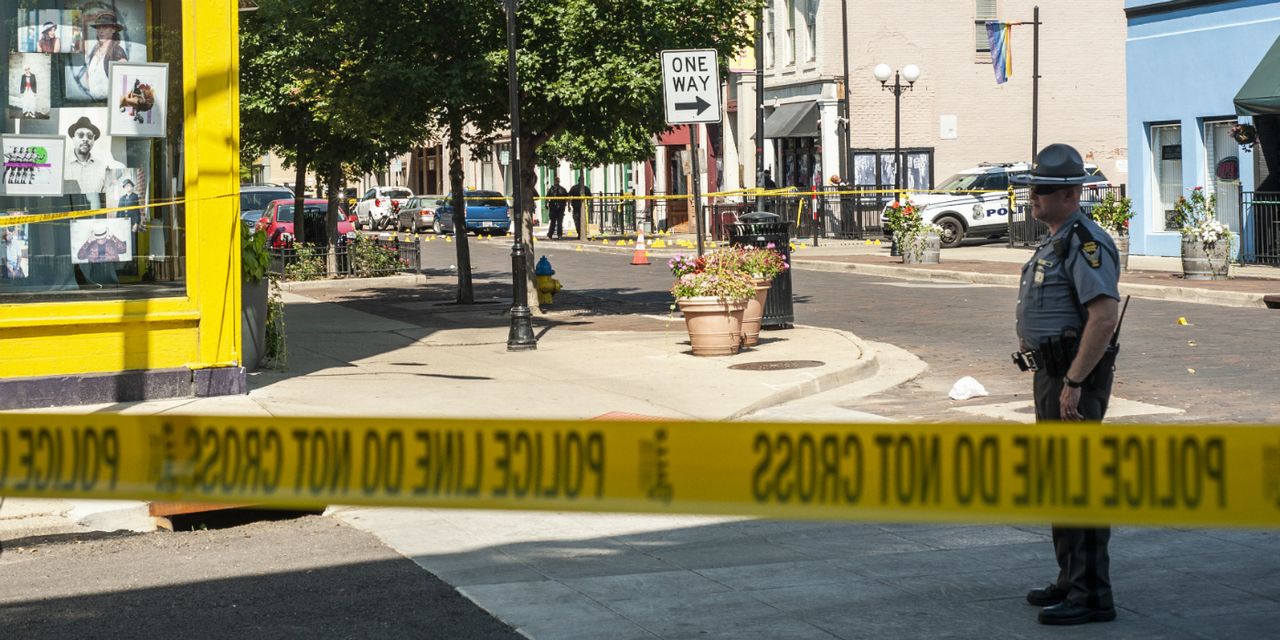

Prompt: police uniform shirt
[1016,209,1121,348]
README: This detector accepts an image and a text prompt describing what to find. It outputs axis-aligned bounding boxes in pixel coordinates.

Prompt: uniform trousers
[1033,366,1115,609]
[547,211,565,238]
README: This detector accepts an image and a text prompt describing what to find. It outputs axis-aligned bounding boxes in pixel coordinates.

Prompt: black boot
[1025,584,1068,607]
[1038,601,1117,625]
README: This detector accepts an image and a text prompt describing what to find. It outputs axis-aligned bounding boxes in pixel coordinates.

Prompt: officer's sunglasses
[1031,184,1068,196]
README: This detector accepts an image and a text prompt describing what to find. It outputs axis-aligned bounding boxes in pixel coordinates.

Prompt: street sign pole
[690,124,705,257]
[660,48,721,258]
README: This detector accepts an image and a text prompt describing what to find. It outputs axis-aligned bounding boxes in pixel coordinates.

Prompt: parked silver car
[396,195,449,233]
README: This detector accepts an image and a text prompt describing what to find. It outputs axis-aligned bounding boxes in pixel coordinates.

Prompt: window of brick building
[975,0,997,60]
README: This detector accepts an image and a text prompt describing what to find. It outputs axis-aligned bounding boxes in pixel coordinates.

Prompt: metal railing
[1242,191,1280,266]
[1008,185,1127,247]
[586,192,638,237]
[267,236,420,280]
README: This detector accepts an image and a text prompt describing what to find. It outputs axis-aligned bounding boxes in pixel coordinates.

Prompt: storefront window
[1151,123,1182,231]
[1205,120,1240,233]
[1,0,185,301]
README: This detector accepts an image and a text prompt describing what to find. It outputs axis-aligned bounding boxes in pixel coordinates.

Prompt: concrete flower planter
[740,279,772,347]
[241,277,269,371]
[1108,230,1130,272]
[678,296,747,356]
[898,231,941,264]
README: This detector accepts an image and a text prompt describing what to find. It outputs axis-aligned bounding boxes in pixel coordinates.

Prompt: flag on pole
[986,21,1013,84]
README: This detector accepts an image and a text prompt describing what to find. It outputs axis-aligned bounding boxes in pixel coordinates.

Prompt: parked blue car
[435,191,511,236]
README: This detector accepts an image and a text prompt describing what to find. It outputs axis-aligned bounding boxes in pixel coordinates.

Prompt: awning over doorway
[763,102,819,138]
[1236,34,1280,116]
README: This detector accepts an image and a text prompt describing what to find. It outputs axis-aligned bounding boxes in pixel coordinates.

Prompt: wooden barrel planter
[900,232,942,264]
[1180,237,1231,280]
[677,296,747,356]
[1108,231,1130,272]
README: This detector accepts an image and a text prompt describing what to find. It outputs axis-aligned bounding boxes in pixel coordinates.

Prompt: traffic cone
[631,231,650,265]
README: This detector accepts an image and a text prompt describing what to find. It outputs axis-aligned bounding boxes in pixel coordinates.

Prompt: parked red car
[260,199,357,248]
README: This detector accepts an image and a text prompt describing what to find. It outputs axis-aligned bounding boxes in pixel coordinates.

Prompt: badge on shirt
[1080,241,1102,269]
[1034,265,1045,285]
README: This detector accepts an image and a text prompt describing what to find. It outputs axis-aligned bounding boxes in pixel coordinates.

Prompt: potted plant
[241,218,271,370]
[882,200,916,257]
[893,203,942,265]
[1172,187,1232,280]
[1231,123,1258,151]
[1088,190,1133,271]
[669,250,756,356]
[717,244,789,347]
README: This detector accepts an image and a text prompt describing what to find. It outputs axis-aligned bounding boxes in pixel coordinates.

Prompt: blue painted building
[1126,0,1280,261]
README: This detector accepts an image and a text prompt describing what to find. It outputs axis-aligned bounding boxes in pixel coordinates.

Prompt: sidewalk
[5,273,1279,639]
[2,274,891,534]
[542,234,1280,309]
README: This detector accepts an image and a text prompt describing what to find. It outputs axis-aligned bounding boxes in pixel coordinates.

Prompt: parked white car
[355,186,414,230]
[903,163,1109,248]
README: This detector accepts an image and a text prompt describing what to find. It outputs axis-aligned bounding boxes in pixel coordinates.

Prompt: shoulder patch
[1080,241,1101,268]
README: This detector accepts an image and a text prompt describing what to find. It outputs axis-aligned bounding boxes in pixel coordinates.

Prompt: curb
[724,325,880,421]
[791,258,1272,309]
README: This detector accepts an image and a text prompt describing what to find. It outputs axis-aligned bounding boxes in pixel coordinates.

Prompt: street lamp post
[872,63,920,195]
[502,0,536,351]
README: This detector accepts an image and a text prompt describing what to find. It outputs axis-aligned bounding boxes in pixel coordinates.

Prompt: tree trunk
[292,152,309,247]
[325,163,342,275]
[517,134,541,314]
[448,109,474,304]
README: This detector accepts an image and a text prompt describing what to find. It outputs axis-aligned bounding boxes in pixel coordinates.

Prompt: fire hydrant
[535,255,562,305]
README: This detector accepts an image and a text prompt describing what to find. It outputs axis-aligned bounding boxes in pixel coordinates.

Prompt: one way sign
[661,49,721,125]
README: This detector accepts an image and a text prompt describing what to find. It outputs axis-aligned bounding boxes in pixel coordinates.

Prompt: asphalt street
[438,237,1280,423]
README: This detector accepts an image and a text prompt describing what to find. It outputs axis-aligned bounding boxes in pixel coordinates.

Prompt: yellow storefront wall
[0,0,241,380]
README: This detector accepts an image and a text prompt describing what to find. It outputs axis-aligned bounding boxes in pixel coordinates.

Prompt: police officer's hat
[1010,143,1092,186]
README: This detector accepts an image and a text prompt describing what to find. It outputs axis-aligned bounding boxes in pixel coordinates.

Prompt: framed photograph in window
[8,53,53,121]
[108,62,167,138]
[70,217,132,264]
[2,135,66,196]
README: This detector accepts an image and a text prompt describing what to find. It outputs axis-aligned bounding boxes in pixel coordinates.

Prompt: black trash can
[728,211,794,329]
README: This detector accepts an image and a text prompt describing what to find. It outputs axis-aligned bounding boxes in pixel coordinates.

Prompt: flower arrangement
[668,246,785,302]
[1230,123,1257,150]
[1172,187,1232,248]
[671,271,756,302]
[883,199,921,236]
[1089,191,1134,236]
[241,217,270,284]
[668,254,704,278]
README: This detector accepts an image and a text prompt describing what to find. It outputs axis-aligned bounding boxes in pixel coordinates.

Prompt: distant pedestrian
[1011,143,1122,626]
[568,177,591,239]
[762,169,777,190]
[546,176,568,239]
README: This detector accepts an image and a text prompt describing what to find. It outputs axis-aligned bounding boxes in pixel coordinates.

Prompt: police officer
[1012,143,1121,626]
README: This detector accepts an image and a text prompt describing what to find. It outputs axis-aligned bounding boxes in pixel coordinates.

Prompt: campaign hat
[1010,143,1093,186]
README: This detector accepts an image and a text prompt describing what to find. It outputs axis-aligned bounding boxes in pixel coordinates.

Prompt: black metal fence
[746,186,895,241]
[1008,185,1128,247]
[268,236,420,280]
[586,193,638,237]
[1242,191,1280,266]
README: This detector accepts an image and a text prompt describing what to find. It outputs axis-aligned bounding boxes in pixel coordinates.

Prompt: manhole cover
[729,360,825,371]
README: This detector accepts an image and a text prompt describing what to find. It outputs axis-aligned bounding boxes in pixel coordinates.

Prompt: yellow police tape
[4,415,1275,528]
[3,193,239,227]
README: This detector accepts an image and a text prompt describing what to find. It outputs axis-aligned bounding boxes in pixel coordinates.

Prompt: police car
[905,163,1109,248]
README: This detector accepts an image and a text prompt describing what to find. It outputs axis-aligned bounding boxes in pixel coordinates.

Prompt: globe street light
[873,63,920,194]
[501,0,536,351]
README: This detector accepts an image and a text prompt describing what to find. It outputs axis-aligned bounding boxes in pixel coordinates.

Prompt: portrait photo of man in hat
[60,108,124,196]
[72,218,131,264]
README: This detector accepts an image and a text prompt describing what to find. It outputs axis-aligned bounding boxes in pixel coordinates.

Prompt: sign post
[661,49,721,256]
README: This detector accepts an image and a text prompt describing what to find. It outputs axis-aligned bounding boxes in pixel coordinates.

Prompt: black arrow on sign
[674,96,711,115]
